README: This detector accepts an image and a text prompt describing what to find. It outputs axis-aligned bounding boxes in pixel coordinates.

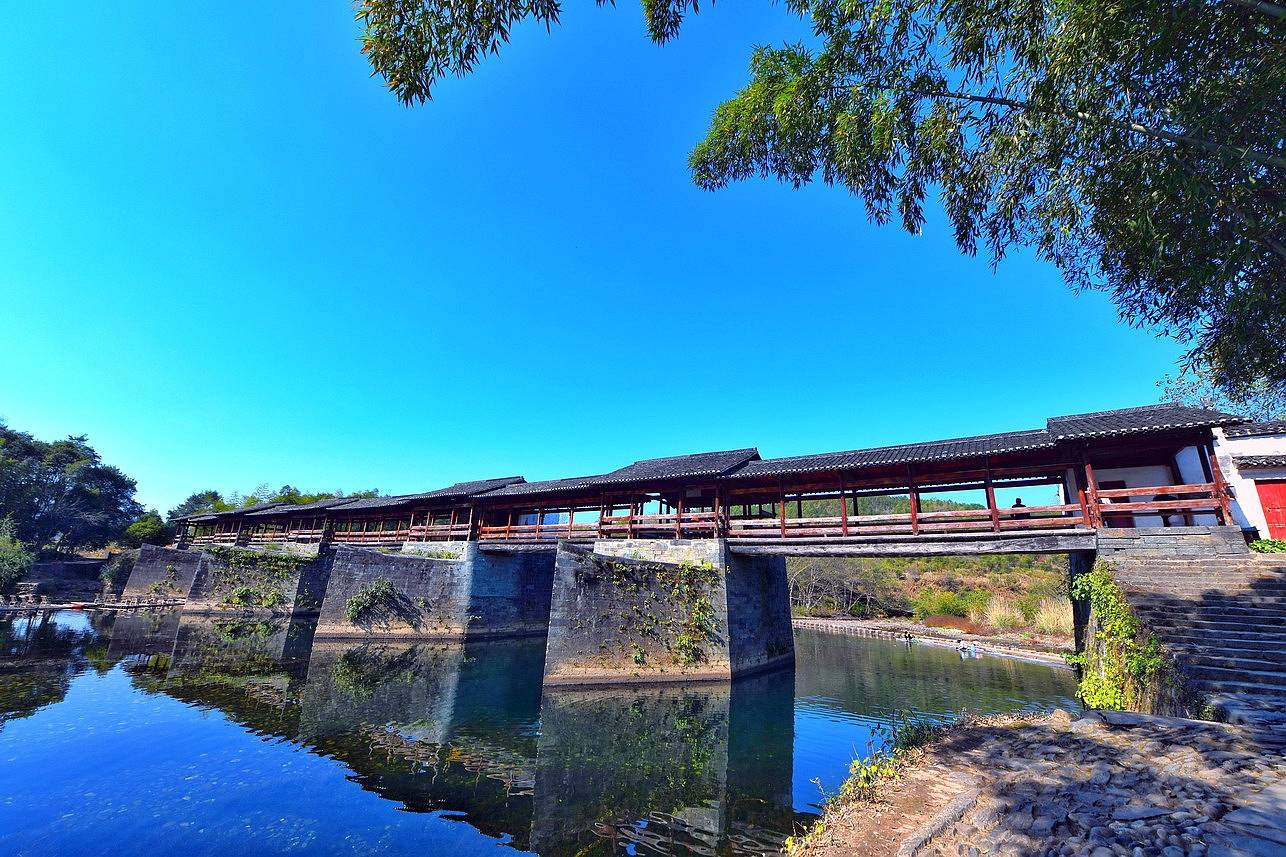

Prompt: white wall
[1214,427,1286,538]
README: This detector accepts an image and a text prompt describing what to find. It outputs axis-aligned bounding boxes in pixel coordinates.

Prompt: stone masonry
[314,544,555,639]
[542,539,794,686]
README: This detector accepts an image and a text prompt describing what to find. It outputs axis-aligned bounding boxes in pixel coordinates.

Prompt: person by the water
[1011,498,1031,520]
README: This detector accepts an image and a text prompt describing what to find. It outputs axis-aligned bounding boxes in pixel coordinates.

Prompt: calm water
[0,611,1077,856]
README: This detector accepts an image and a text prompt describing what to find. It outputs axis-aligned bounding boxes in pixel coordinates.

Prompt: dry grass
[984,596,1025,631]
[1033,598,1074,636]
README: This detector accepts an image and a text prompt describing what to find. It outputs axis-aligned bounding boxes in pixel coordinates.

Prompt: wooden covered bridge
[176,403,1243,554]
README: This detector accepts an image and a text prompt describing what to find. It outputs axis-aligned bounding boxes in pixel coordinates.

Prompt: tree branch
[904,89,1286,171]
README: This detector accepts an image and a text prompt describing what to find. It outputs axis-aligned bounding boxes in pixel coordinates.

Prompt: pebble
[911,712,1283,857]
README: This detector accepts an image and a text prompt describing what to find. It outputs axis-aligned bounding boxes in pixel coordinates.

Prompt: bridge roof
[728,429,1056,479]
[331,477,525,511]
[182,500,286,522]
[1046,403,1242,440]
[587,448,760,486]
[243,497,356,517]
[725,404,1242,480]
[480,475,603,497]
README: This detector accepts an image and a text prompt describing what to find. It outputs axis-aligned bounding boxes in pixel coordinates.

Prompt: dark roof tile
[331,477,525,512]
[481,476,603,498]
[1225,420,1286,438]
[1046,403,1243,440]
[588,449,759,486]
[1233,455,1286,469]
[244,497,355,517]
[729,429,1055,479]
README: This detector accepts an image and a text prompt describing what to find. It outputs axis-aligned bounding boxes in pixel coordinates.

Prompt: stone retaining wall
[542,539,793,686]
[120,545,205,600]
[314,544,554,639]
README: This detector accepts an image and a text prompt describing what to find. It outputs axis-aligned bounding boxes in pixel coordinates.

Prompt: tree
[121,511,175,547]
[0,422,143,553]
[356,0,1285,398]
[167,490,230,521]
[1160,368,1285,422]
[0,517,35,591]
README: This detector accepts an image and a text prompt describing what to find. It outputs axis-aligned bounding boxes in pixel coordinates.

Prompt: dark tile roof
[244,497,355,517]
[728,429,1056,479]
[1225,420,1286,438]
[1046,403,1243,440]
[183,501,285,521]
[588,449,760,486]
[1233,455,1286,469]
[423,476,525,498]
[332,477,526,512]
[481,475,603,498]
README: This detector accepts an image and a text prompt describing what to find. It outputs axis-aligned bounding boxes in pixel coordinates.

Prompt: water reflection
[0,611,1078,856]
[534,669,799,856]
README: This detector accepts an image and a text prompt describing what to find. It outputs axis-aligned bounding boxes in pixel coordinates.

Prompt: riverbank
[791,709,1285,857]
[792,617,1073,667]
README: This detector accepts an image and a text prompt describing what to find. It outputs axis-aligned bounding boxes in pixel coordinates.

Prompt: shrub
[912,587,988,620]
[0,518,35,592]
[984,596,1025,631]
[1033,598,1074,637]
[1250,539,1286,553]
[345,577,398,623]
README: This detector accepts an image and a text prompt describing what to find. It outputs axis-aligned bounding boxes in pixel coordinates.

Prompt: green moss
[1250,538,1286,553]
[204,546,307,611]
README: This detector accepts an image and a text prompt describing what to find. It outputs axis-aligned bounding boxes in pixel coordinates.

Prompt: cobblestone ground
[924,710,1284,857]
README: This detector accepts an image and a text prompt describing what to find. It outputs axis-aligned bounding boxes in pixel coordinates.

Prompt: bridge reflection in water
[100,610,804,855]
[0,609,1077,857]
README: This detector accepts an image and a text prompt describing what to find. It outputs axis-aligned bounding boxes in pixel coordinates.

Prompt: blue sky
[0,3,1183,514]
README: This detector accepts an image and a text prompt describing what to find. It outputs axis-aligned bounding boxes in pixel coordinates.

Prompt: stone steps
[1185,663,1286,688]
[1175,646,1286,667]
[1107,555,1286,724]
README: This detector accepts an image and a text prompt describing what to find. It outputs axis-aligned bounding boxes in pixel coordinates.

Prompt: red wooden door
[1257,480,1286,539]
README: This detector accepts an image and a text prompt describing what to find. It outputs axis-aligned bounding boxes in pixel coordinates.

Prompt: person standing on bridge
[1011,498,1030,520]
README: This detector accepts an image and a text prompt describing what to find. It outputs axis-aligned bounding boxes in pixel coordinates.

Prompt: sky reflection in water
[0,610,1077,856]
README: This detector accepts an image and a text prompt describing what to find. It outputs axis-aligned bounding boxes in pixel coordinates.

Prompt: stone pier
[313,543,555,639]
[542,539,794,686]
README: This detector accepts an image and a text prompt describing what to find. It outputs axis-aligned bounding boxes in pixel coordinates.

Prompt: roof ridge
[1046,402,1190,422]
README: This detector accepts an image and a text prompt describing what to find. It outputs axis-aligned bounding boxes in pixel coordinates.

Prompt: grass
[1033,598,1074,636]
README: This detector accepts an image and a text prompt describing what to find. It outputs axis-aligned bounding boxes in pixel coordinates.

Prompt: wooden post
[984,465,1000,532]
[839,475,849,537]
[1206,441,1233,525]
[907,466,920,535]
[506,510,513,541]
[675,494,684,539]
[713,489,724,538]
[1083,457,1103,528]
[1072,466,1092,529]
[779,484,787,538]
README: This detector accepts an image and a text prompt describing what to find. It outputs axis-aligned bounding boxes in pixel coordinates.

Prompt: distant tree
[1160,369,1285,423]
[357,0,1286,400]
[0,422,143,553]
[0,517,35,591]
[120,511,174,547]
[167,490,230,521]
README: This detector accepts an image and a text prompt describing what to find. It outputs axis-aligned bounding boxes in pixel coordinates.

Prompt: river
[0,610,1077,856]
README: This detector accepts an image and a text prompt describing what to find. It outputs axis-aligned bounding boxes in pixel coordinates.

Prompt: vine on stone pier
[580,553,721,667]
[205,545,308,610]
[1066,561,1175,711]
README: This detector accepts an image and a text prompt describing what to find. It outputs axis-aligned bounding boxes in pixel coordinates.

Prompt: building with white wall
[1214,420,1286,540]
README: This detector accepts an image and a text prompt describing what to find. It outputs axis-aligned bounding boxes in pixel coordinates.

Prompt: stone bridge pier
[542,539,794,686]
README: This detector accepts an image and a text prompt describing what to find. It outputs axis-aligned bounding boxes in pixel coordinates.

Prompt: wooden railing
[478,521,599,542]
[173,480,1228,549]
[725,502,1085,539]
[408,523,472,541]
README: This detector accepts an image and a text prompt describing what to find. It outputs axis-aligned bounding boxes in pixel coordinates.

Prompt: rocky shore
[793,710,1285,857]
